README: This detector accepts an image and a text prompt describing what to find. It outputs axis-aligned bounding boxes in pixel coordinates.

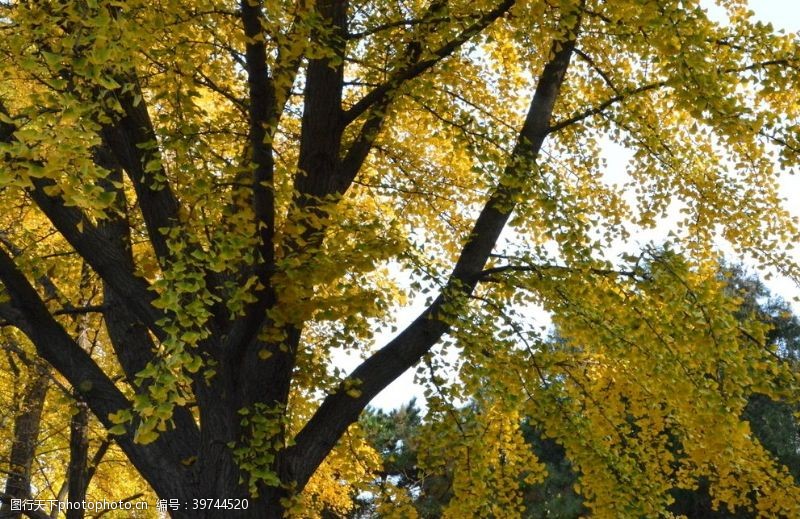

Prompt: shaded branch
[27,178,166,341]
[0,246,194,498]
[52,305,107,317]
[232,0,349,423]
[240,0,277,275]
[477,263,639,281]
[222,0,289,361]
[99,84,183,268]
[222,1,309,358]
[0,330,72,395]
[0,102,166,341]
[84,439,111,486]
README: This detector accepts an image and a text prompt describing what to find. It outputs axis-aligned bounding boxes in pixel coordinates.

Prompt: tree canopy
[356,265,800,518]
[1,0,800,516]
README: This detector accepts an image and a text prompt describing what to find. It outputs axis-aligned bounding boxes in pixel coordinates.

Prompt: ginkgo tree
[1,0,800,516]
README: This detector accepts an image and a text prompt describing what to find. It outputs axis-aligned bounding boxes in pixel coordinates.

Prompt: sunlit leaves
[2,0,800,515]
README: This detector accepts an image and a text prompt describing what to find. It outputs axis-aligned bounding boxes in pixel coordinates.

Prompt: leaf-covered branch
[99,83,183,267]
[0,101,166,340]
[342,0,516,126]
[286,12,581,487]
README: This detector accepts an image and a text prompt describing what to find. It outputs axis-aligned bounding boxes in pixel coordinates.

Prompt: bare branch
[548,80,666,133]
[477,263,639,281]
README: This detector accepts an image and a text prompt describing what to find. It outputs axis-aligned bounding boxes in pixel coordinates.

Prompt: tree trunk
[1,364,49,519]
[162,484,288,519]
[65,401,89,519]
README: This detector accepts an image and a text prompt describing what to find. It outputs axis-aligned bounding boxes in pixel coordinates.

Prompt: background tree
[356,401,445,518]
[0,347,50,518]
[0,303,155,518]
[1,0,800,517]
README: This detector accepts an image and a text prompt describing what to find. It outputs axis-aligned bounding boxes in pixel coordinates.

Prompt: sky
[356,0,800,411]
[719,0,800,32]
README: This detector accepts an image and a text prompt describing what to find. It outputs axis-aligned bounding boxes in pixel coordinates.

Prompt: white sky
[355,0,800,411]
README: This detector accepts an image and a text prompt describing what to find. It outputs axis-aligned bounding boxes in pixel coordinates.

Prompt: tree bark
[65,401,89,519]
[1,363,49,519]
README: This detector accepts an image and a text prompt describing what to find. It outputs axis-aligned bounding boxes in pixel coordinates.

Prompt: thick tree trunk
[161,479,288,519]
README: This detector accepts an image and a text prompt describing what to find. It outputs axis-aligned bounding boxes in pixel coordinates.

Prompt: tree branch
[0,246,194,498]
[346,15,458,40]
[99,83,183,268]
[0,102,167,341]
[320,0,517,205]
[51,305,107,317]
[477,263,639,281]
[240,0,277,276]
[342,0,515,126]
[84,438,111,486]
[292,0,349,201]
[220,0,286,362]
[26,178,166,341]
[332,0,440,197]
[548,80,667,133]
[285,8,582,488]
[232,0,350,421]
